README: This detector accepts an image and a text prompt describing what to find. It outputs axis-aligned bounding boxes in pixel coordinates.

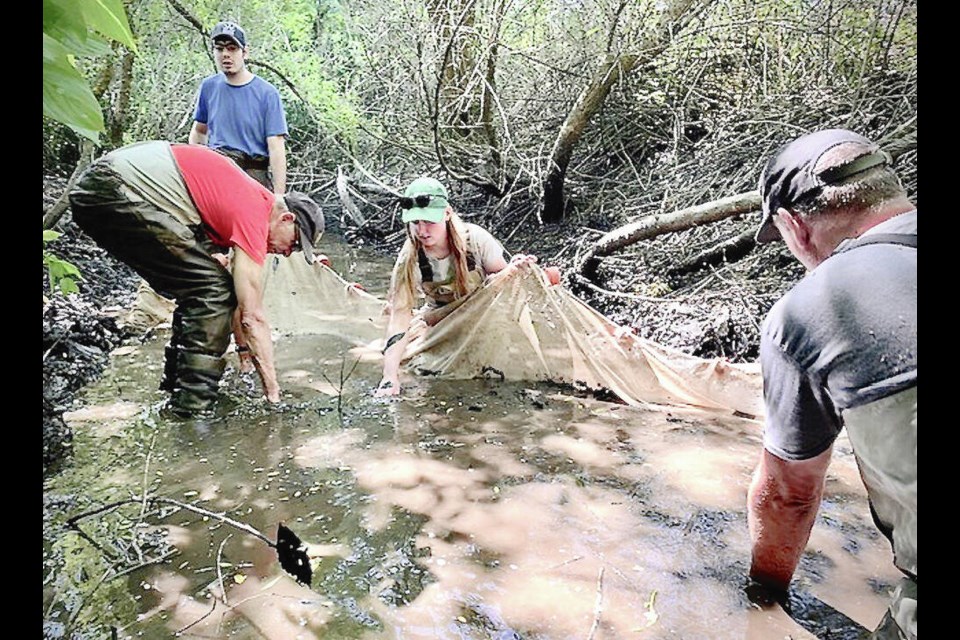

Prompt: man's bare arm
[231,248,280,402]
[267,135,287,195]
[189,121,209,145]
[747,446,833,590]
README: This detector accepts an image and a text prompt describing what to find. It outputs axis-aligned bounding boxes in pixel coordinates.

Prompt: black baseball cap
[756,129,892,243]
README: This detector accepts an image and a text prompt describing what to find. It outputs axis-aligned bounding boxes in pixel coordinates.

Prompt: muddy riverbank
[43,220,139,475]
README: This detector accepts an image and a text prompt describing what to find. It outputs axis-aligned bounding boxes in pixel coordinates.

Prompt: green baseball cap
[400,177,449,223]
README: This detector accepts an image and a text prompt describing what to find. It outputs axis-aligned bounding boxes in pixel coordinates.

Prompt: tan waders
[845,387,917,640]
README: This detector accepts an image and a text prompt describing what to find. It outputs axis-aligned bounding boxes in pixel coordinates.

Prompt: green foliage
[42,0,137,142]
[44,230,82,295]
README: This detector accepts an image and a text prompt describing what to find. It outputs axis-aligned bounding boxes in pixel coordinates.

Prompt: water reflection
[45,239,899,639]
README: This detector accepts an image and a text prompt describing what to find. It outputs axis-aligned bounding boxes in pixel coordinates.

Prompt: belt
[216,149,270,170]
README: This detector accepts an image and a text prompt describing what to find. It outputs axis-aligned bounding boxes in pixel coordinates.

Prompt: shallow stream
[43,239,901,640]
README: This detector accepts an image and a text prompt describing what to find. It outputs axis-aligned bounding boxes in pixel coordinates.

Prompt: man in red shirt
[69,141,324,415]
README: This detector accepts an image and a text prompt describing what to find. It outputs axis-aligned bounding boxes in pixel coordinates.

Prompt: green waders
[70,157,235,415]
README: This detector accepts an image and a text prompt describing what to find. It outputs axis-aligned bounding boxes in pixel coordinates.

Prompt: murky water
[43,239,901,639]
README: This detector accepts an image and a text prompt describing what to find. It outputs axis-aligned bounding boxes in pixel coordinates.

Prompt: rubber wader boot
[168,351,226,415]
[159,345,179,392]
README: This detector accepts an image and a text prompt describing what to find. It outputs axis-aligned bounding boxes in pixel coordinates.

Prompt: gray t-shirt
[760,210,917,460]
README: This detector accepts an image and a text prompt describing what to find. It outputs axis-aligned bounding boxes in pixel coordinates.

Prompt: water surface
[43,239,901,639]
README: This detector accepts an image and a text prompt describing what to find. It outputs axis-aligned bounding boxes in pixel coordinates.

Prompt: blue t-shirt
[760,210,917,460]
[193,74,288,158]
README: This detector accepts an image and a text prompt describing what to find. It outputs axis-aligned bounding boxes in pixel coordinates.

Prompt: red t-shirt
[170,144,274,265]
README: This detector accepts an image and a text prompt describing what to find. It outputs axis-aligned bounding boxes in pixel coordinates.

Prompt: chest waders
[216,148,272,191]
[838,232,917,640]
[416,244,484,308]
[844,389,917,640]
[69,156,236,415]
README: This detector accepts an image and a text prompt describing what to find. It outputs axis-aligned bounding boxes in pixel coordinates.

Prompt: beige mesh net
[262,256,763,417]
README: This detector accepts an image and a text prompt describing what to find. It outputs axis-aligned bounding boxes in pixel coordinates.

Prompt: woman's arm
[472,225,536,276]
[375,303,414,397]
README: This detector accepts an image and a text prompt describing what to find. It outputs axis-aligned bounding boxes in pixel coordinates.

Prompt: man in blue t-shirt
[189,21,288,194]
[747,129,916,640]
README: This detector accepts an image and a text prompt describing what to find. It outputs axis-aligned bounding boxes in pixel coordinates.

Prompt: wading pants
[69,158,236,414]
[845,387,917,640]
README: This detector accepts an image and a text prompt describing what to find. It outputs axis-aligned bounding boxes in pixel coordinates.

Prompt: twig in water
[69,497,274,547]
[108,549,178,581]
[156,498,274,547]
[547,555,584,570]
[174,596,218,636]
[215,534,232,606]
[321,354,362,422]
[132,433,158,565]
[586,566,605,640]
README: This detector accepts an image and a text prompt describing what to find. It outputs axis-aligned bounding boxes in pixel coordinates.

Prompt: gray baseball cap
[756,129,892,243]
[284,192,324,264]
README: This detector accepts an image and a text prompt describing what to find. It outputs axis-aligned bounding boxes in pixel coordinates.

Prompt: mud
[43,221,139,475]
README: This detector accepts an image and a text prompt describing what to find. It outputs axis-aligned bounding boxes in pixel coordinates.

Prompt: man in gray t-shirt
[747,129,916,640]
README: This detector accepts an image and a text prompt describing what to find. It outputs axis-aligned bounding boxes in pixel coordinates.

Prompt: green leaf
[44,245,83,296]
[43,33,103,142]
[57,29,113,58]
[44,0,117,56]
[58,277,80,295]
[79,0,137,51]
[43,229,63,243]
[48,259,82,280]
[43,0,85,44]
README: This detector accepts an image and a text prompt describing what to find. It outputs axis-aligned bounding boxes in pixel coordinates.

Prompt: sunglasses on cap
[399,194,447,210]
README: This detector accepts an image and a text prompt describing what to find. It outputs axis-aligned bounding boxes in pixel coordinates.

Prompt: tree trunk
[480,0,506,183]
[578,191,760,280]
[107,49,135,149]
[43,140,97,230]
[541,53,638,222]
[540,0,713,223]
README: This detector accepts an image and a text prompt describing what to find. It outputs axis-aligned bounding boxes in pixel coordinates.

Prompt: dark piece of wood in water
[276,523,313,586]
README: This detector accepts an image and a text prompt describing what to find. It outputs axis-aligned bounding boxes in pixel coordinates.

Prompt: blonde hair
[389,210,472,312]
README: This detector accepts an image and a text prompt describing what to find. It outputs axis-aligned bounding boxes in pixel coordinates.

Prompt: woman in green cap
[375,176,531,397]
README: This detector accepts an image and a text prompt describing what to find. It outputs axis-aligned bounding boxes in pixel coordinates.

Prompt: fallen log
[577,131,916,283]
[578,191,760,281]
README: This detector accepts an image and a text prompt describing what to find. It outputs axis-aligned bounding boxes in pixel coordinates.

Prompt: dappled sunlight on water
[44,241,900,640]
